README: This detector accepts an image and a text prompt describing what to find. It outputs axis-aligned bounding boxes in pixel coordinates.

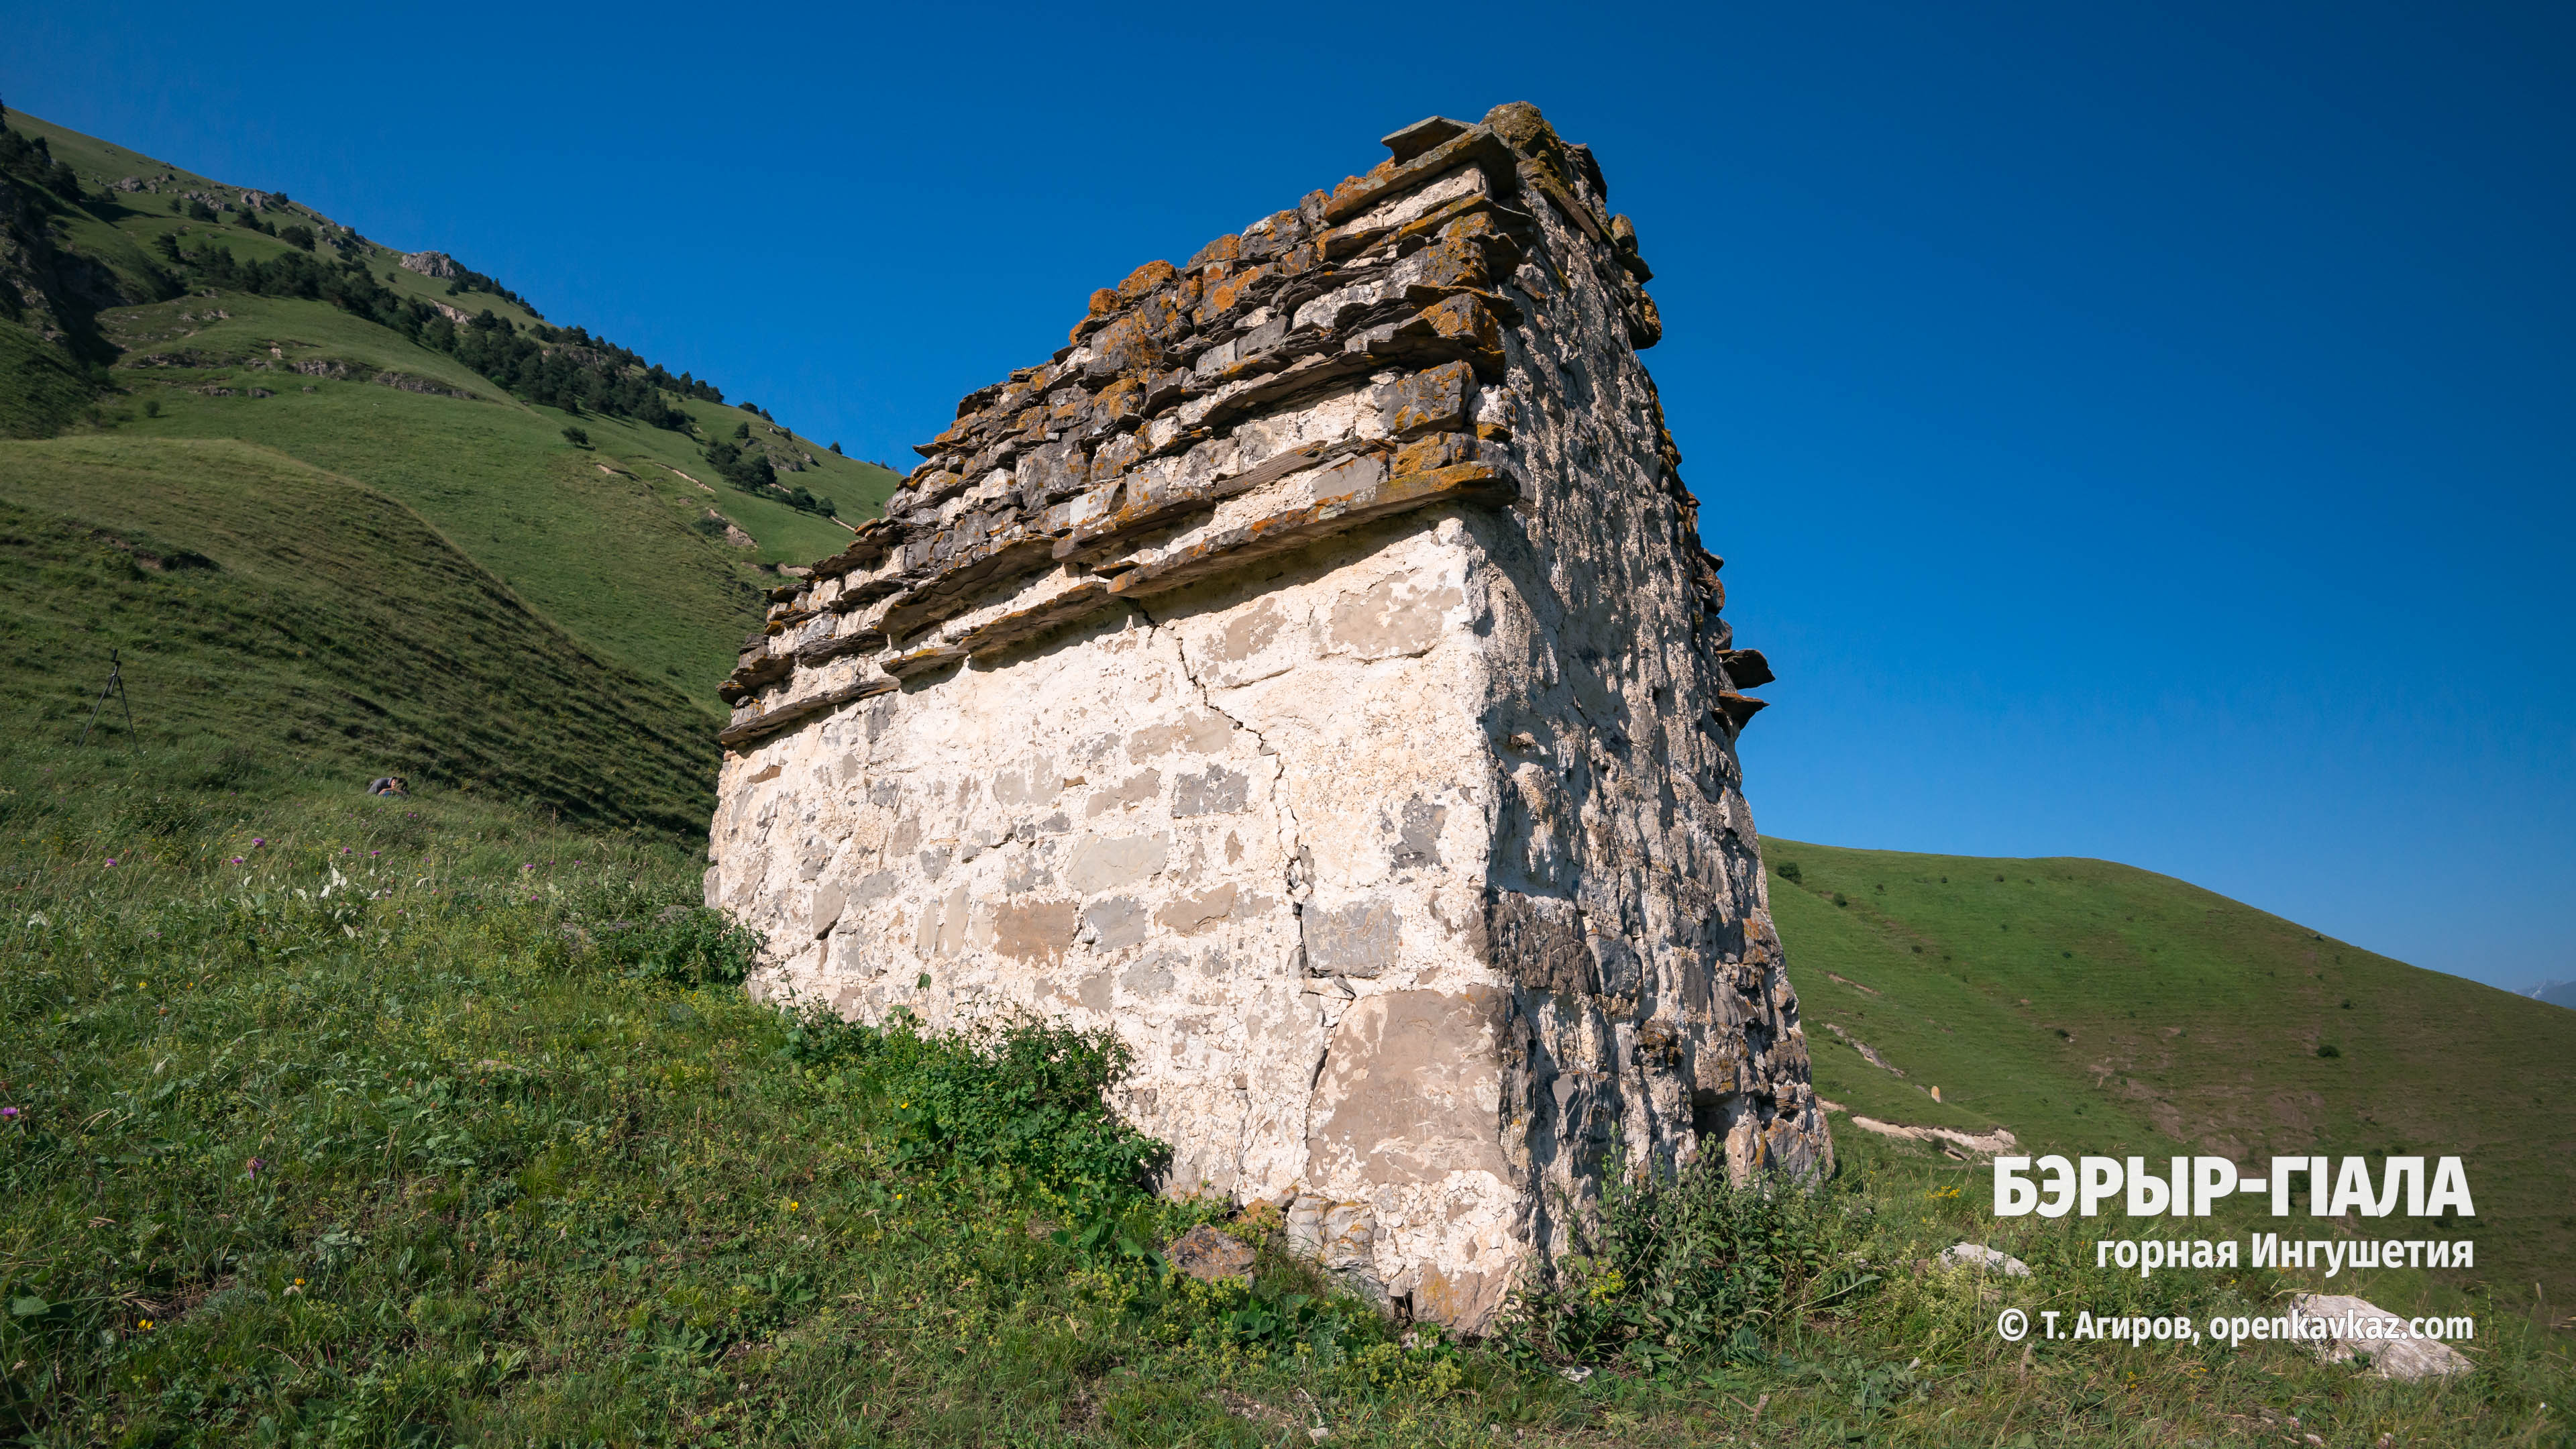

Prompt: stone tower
[706,103,1830,1332]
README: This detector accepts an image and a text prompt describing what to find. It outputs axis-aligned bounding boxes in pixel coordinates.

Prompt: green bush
[586,902,761,988]
[1776,860,1803,884]
[1505,1149,1856,1372]
[781,1007,1167,1205]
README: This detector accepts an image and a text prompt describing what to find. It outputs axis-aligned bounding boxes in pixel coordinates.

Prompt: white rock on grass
[2288,1293,2473,1379]
[1938,1243,2031,1277]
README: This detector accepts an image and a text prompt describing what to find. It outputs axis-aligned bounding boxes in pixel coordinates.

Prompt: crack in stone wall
[705,103,1829,1334]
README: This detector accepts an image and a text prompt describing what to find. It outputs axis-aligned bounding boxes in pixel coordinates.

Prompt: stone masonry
[706,103,1831,1333]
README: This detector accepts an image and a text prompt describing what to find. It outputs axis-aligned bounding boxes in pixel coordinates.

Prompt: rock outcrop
[398,250,458,279]
[705,102,1829,1332]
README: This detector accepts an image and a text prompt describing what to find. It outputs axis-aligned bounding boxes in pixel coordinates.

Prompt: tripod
[79,648,137,749]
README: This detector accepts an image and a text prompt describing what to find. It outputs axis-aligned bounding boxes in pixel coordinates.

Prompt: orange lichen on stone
[1195,265,1271,326]
[1118,260,1178,301]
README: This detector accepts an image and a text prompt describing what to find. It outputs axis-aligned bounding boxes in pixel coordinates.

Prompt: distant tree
[829,441,843,455]
[168,197,180,213]
[702,438,776,492]
[186,199,217,222]
[278,223,315,252]
[561,425,590,448]
[733,421,750,440]
[151,232,180,264]
[737,400,761,413]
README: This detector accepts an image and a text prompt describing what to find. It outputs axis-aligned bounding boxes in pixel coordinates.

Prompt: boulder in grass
[1938,1243,2031,1277]
[1167,1224,1256,1285]
[2289,1293,2472,1379]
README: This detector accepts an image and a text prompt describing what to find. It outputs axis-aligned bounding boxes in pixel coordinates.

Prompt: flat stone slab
[2289,1293,2473,1379]
[1168,1224,1257,1285]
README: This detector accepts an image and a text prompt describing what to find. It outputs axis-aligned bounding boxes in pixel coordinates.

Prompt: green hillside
[1766,838,2576,1301]
[0,106,902,722]
[0,435,714,834]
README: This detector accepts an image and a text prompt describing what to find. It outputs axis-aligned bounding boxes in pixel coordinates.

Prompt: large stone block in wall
[706,101,1831,1334]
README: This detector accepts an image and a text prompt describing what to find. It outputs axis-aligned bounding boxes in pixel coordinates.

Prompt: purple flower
[104,859,117,867]
[230,856,245,865]
[522,863,535,871]
[252,838,266,847]
[1,1107,19,1120]
[370,850,380,857]
[246,1157,263,1175]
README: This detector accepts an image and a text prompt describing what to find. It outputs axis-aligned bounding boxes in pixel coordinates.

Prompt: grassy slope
[0,435,714,833]
[0,320,95,437]
[1766,838,2576,1302]
[8,109,903,714]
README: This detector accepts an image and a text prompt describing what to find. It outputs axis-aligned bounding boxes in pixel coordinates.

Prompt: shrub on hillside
[779,483,837,517]
[701,437,775,492]
[1504,1149,1857,1371]
[587,903,763,988]
[780,1007,1169,1204]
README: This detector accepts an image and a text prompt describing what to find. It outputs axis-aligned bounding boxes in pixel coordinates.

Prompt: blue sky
[9,1,2570,989]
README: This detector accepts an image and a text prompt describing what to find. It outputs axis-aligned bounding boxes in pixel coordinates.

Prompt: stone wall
[706,103,1831,1333]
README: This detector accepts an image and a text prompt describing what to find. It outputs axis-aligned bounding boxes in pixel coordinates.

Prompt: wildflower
[252,838,266,847]
[370,850,380,856]
[230,857,244,865]
[138,1318,153,1330]
[246,1157,264,1175]
[1,1107,19,1120]
[341,847,352,855]
[523,863,535,871]
[105,859,117,867]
